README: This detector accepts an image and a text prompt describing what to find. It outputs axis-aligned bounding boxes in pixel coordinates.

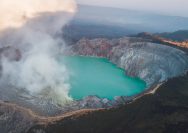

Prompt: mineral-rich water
[60,56,146,100]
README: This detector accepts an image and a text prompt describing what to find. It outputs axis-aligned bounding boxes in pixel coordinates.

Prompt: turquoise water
[60,56,146,100]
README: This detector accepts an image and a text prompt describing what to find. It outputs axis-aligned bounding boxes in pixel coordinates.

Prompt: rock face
[0,37,188,117]
[67,37,188,87]
[28,73,188,133]
[0,101,36,133]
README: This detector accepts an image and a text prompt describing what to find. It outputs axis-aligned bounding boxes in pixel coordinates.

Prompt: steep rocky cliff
[67,37,188,87]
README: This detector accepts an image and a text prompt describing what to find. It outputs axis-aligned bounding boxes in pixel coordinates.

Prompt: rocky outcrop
[0,100,103,133]
[0,101,36,133]
[0,37,187,117]
[0,37,187,133]
[135,32,188,50]
[28,73,188,133]
[67,37,188,87]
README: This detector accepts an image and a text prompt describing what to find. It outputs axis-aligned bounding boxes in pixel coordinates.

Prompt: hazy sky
[77,0,188,17]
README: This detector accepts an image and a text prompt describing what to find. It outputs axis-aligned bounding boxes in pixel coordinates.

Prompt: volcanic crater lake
[60,56,146,100]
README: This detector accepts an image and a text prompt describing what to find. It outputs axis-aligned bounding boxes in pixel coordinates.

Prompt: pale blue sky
[77,0,188,17]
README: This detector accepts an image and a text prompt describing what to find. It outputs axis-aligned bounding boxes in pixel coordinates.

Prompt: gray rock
[68,37,188,87]
[0,37,187,117]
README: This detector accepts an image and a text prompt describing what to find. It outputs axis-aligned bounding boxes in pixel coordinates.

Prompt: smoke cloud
[0,0,76,30]
[0,0,77,106]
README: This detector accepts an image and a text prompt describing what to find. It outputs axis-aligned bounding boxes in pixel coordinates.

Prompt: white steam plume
[0,0,76,30]
[0,0,77,106]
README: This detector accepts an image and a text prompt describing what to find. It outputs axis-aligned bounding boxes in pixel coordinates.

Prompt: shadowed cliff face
[67,37,188,87]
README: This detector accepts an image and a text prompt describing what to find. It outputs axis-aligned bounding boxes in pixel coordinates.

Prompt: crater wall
[67,37,188,87]
[0,37,188,116]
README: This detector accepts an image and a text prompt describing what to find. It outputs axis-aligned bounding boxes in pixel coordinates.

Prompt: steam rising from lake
[0,0,77,106]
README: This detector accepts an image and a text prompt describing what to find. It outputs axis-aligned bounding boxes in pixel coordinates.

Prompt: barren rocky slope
[1,72,188,133]
[28,72,188,133]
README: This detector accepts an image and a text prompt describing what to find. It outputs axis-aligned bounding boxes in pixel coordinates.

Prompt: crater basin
[60,56,146,100]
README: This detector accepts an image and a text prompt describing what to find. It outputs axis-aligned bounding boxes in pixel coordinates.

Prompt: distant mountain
[63,5,188,45]
[155,30,188,41]
[63,23,133,44]
[72,5,188,33]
